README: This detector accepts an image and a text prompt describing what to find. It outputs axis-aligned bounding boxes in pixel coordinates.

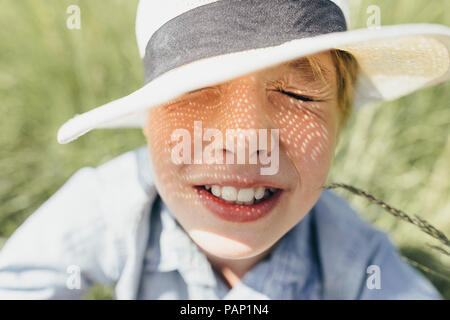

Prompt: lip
[194,186,283,223]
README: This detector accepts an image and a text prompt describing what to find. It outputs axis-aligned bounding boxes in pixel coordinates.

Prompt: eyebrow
[287,57,333,83]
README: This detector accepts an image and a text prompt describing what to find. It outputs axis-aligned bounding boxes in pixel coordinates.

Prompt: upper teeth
[205,185,276,205]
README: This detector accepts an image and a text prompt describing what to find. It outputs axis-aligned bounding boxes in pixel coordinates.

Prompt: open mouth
[194,185,283,222]
[197,185,280,205]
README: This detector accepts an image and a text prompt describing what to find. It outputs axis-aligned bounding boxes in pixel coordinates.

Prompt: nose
[215,74,270,130]
[206,74,276,164]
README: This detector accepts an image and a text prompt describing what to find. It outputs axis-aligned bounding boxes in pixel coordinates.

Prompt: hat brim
[57,23,450,144]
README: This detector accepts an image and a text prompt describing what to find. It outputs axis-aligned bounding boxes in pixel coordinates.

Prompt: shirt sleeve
[0,167,122,299]
[357,232,443,300]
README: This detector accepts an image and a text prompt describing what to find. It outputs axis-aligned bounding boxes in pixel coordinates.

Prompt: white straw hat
[57,0,450,144]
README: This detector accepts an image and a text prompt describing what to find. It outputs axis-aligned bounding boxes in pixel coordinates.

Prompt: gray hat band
[143,0,347,84]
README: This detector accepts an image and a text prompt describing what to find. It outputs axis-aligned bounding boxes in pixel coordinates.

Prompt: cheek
[267,95,338,186]
[145,98,224,205]
[145,106,195,196]
[146,97,219,165]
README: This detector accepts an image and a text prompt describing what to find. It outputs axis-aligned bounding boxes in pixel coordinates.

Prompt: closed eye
[279,90,315,102]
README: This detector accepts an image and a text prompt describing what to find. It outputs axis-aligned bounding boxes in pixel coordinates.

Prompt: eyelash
[278,90,315,102]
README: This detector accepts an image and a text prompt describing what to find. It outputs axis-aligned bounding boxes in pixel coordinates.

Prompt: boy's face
[144,51,340,259]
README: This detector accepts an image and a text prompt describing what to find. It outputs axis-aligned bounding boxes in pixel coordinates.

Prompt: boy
[0,0,449,299]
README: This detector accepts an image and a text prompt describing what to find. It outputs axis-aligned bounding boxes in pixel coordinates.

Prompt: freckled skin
[143,52,340,260]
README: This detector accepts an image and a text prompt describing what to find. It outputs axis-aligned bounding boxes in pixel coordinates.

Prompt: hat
[57,0,450,144]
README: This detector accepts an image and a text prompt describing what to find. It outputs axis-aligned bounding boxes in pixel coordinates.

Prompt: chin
[189,229,273,260]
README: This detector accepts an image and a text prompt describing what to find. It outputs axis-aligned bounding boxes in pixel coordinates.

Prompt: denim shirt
[0,146,442,299]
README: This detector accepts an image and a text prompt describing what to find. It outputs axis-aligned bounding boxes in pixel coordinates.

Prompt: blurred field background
[0,0,449,299]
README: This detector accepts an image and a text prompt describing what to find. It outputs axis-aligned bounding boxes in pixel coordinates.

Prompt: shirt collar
[145,196,218,287]
[239,210,320,298]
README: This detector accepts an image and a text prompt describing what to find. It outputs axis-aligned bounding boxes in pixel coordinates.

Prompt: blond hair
[307,49,359,133]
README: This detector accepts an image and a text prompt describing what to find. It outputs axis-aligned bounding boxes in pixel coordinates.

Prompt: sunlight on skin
[143,51,341,284]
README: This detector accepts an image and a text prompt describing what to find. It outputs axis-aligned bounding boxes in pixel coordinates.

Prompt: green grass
[0,0,449,299]
[328,0,450,297]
